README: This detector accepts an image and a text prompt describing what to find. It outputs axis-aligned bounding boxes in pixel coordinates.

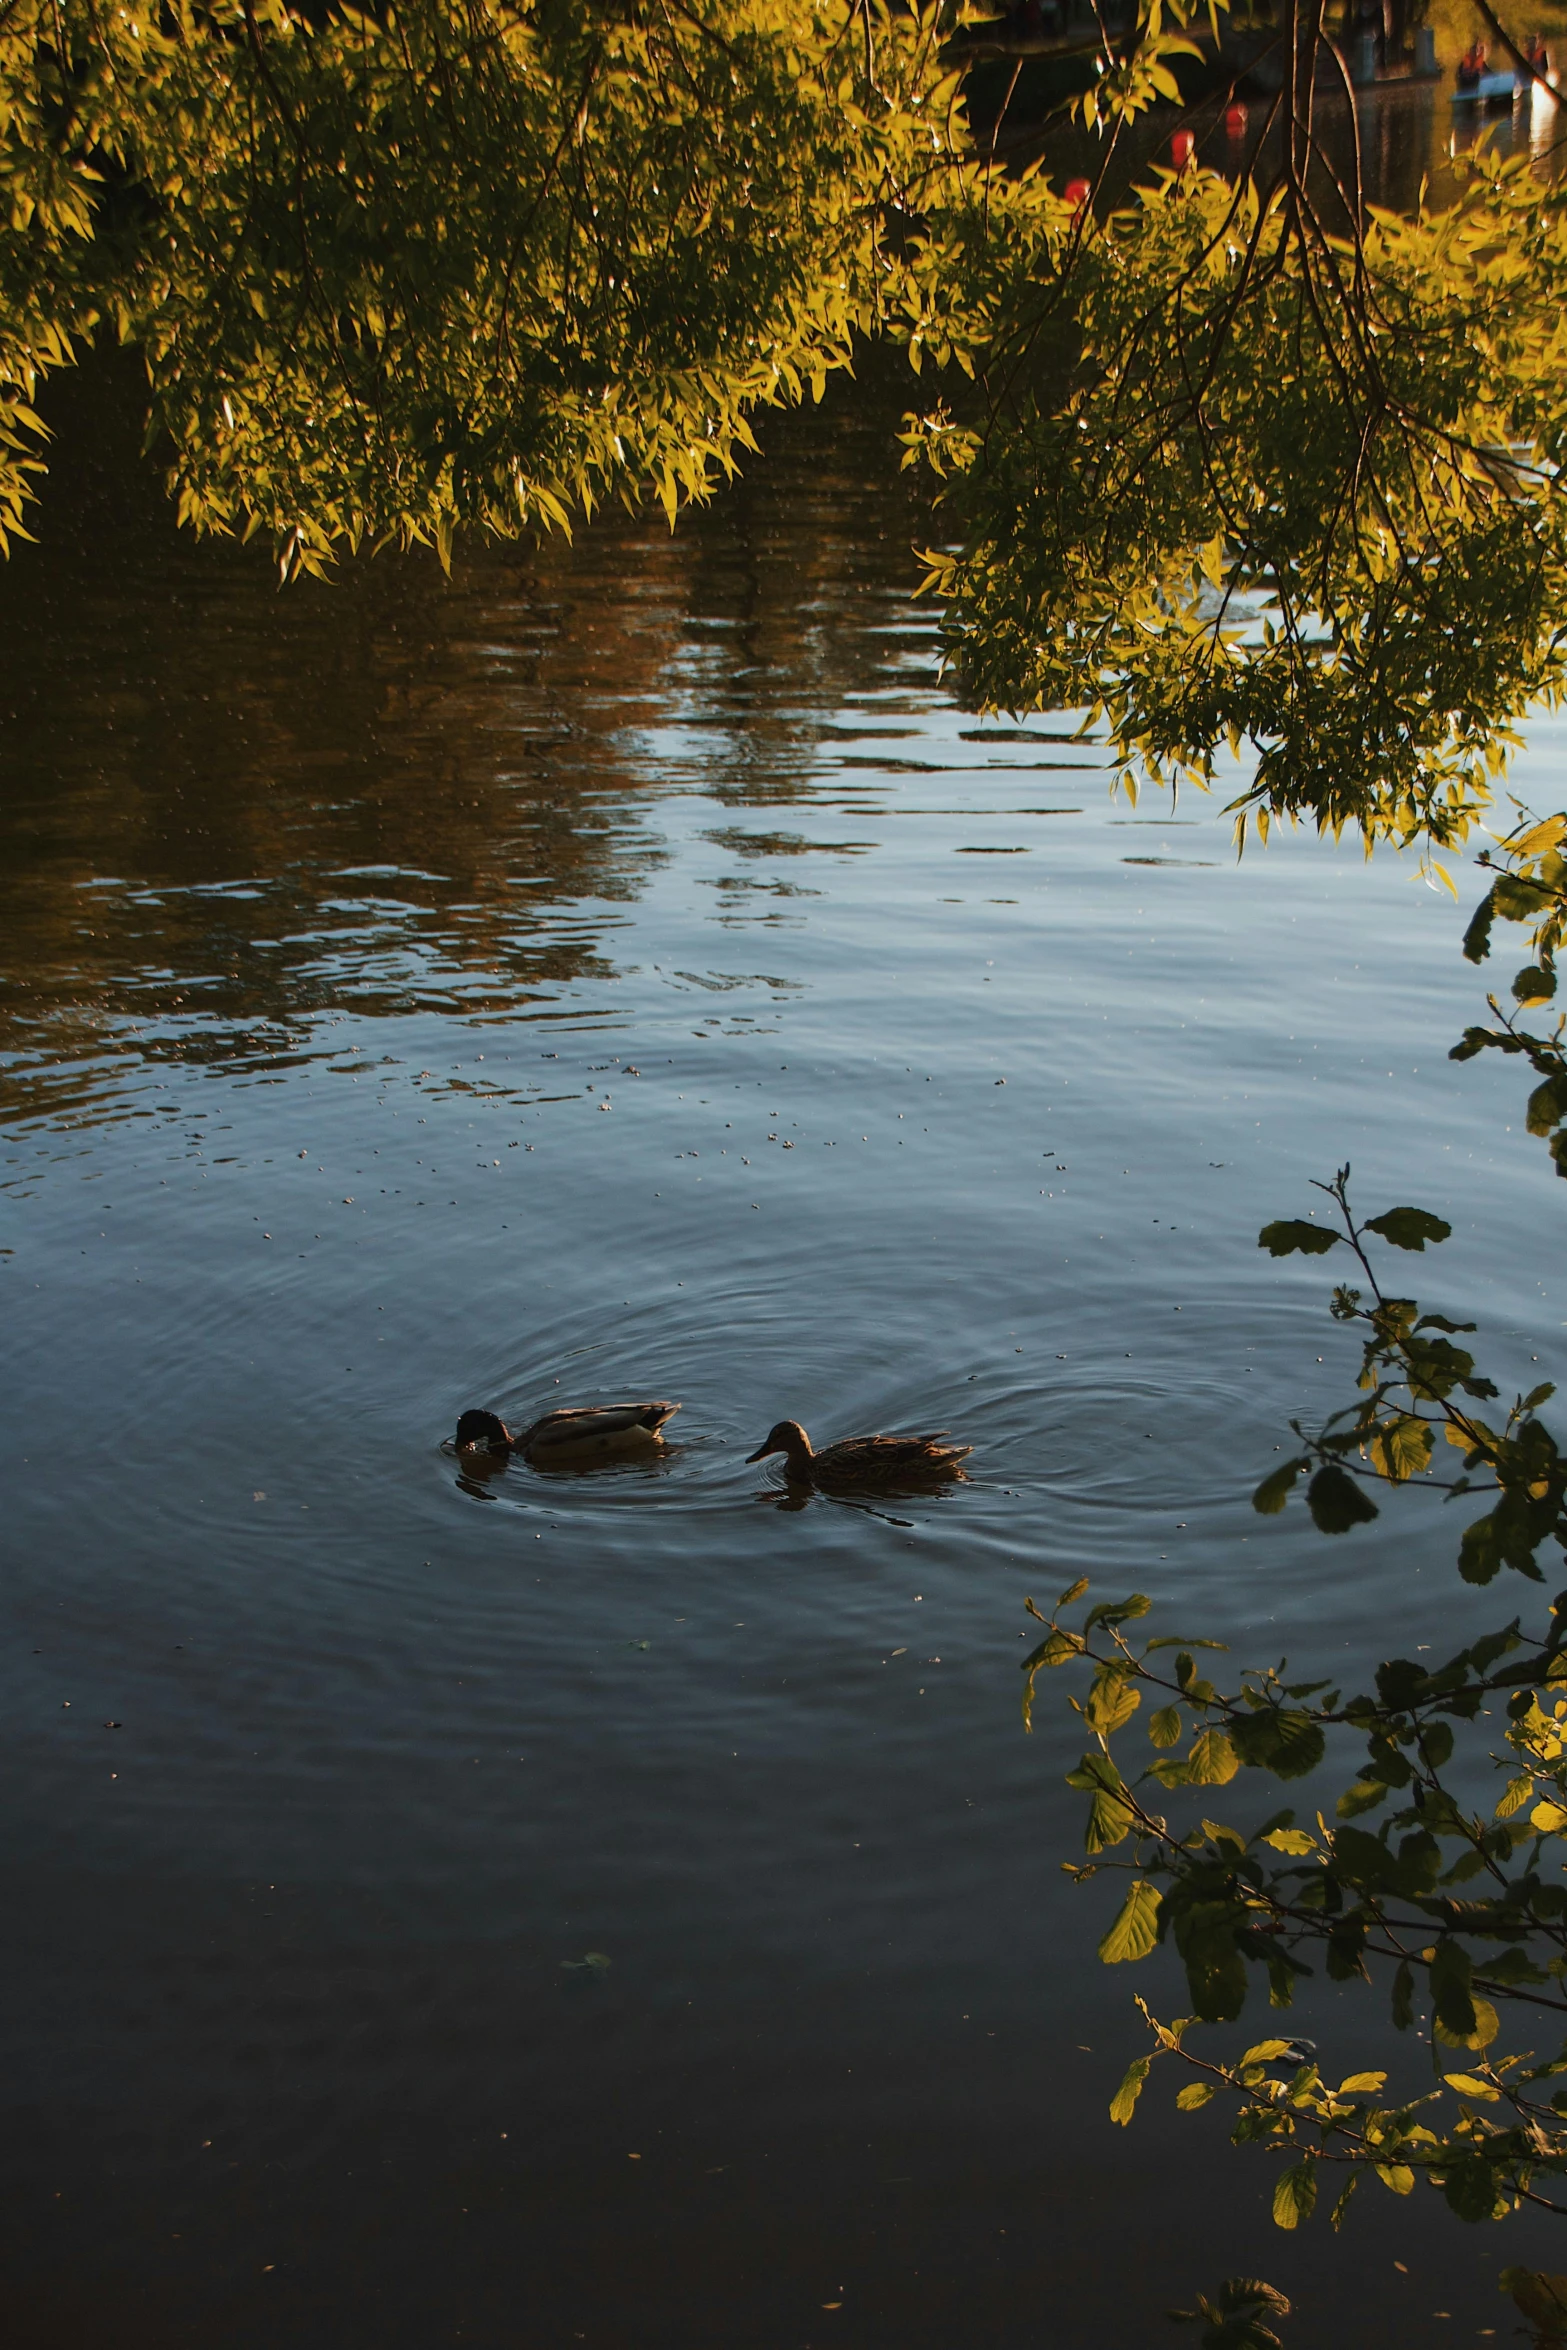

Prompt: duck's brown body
[745,1418,970,1489]
[456,1402,680,1466]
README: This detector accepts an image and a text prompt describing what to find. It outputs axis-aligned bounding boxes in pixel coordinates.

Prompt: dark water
[1032,72,1567,209]
[2,357,1563,2349]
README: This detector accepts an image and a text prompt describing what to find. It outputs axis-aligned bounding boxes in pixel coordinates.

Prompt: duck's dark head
[456,1408,513,1453]
[746,1419,811,1466]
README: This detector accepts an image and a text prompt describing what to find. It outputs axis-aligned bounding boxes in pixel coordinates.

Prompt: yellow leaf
[1443,2072,1500,2101]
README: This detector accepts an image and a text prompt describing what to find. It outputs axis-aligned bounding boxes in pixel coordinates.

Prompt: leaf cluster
[0,0,964,572]
[1453,809,1567,1179]
[1253,1164,1563,1584]
[900,7,1567,853]
[1029,1174,1567,2230]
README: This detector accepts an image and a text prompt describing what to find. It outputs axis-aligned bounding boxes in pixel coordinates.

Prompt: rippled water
[2,357,1564,2348]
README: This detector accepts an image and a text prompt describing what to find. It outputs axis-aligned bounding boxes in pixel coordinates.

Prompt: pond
[1,354,1563,2348]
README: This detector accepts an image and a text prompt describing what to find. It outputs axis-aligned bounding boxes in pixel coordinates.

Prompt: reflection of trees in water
[0,355,931,1122]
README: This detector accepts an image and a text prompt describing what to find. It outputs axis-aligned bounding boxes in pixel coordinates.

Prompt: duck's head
[746,1419,810,1466]
[455,1408,514,1454]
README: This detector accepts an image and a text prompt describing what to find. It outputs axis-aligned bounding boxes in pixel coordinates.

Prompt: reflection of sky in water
[1,358,1564,2344]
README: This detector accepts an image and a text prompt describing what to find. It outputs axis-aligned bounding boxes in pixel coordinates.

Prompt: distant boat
[1451,69,1522,103]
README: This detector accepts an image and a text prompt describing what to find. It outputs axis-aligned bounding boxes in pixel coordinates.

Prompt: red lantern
[1224,101,1248,137]
[1064,177,1092,209]
[1170,129,1196,169]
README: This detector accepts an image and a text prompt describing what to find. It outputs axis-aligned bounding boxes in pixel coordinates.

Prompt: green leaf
[1252,1457,1309,1515]
[1239,2039,1296,2067]
[1230,1710,1327,1781]
[1502,2271,1567,2332]
[1328,2171,1360,2231]
[1175,2080,1217,2109]
[1443,2072,1500,2101]
[1391,1959,1414,2030]
[1021,1629,1084,1671]
[1527,1074,1567,1137]
[1109,2054,1150,2126]
[1435,1992,1501,2054]
[1083,1667,1142,1734]
[1098,1879,1162,1964]
[1459,1511,1504,1585]
[1261,1828,1316,1854]
[1258,1220,1342,1257]
[1083,1593,1153,1634]
[1271,2158,1317,2230]
[1375,2161,1415,2194]
[1172,1900,1250,2021]
[1066,1755,1137,1853]
[1183,1728,1240,1786]
[1336,1779,1390,1818]
[1149,1704,1184,1748]
[1511,963,1557,1003]
[1462,889,1497,964]
[1429,1938,1477,2041]
[1332,1824,1399,1894]
[1441,2150,1503,2222]
[1306,1465,1380,1534]
[1367,1415,1433,1483]
[1363,1206,1452,1251]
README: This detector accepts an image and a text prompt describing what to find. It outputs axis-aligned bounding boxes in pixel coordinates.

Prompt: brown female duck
[456,1401,680,1467]
[745,1418,970,1489]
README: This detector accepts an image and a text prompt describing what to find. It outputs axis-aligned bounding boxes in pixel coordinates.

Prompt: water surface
[2,360,1563,2348]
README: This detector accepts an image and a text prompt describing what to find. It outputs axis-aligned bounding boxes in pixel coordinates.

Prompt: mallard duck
[745,1418,971,1488]
[455,1401,680,1466]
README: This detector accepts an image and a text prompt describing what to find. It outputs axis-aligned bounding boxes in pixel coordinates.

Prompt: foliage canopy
[0,0,955,573]
[6,0,1567,848]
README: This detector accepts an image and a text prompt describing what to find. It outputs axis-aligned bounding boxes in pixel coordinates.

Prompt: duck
[745,1418,971,1489]
[455,1401,681,1467]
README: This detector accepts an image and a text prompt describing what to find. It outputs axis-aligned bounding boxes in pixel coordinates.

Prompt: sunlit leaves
[1168,2277,1291,2348]
[1496,1774,1537,1820]
[1271,2159,1317,2230]
[1034,1149,1567,2235]
[1446,811,1567,1178]
[1180,1728,1240,1787]
[1067,1752,1137,1852]
[1366,1417,1433,1485]
[906,143,1567,854]
[0,0,961,571]
[1098,1879,1162,1964]
[1109,2053,1151,2125]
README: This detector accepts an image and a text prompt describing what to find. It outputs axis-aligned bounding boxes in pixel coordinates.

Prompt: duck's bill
[745,1443,773,1463]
